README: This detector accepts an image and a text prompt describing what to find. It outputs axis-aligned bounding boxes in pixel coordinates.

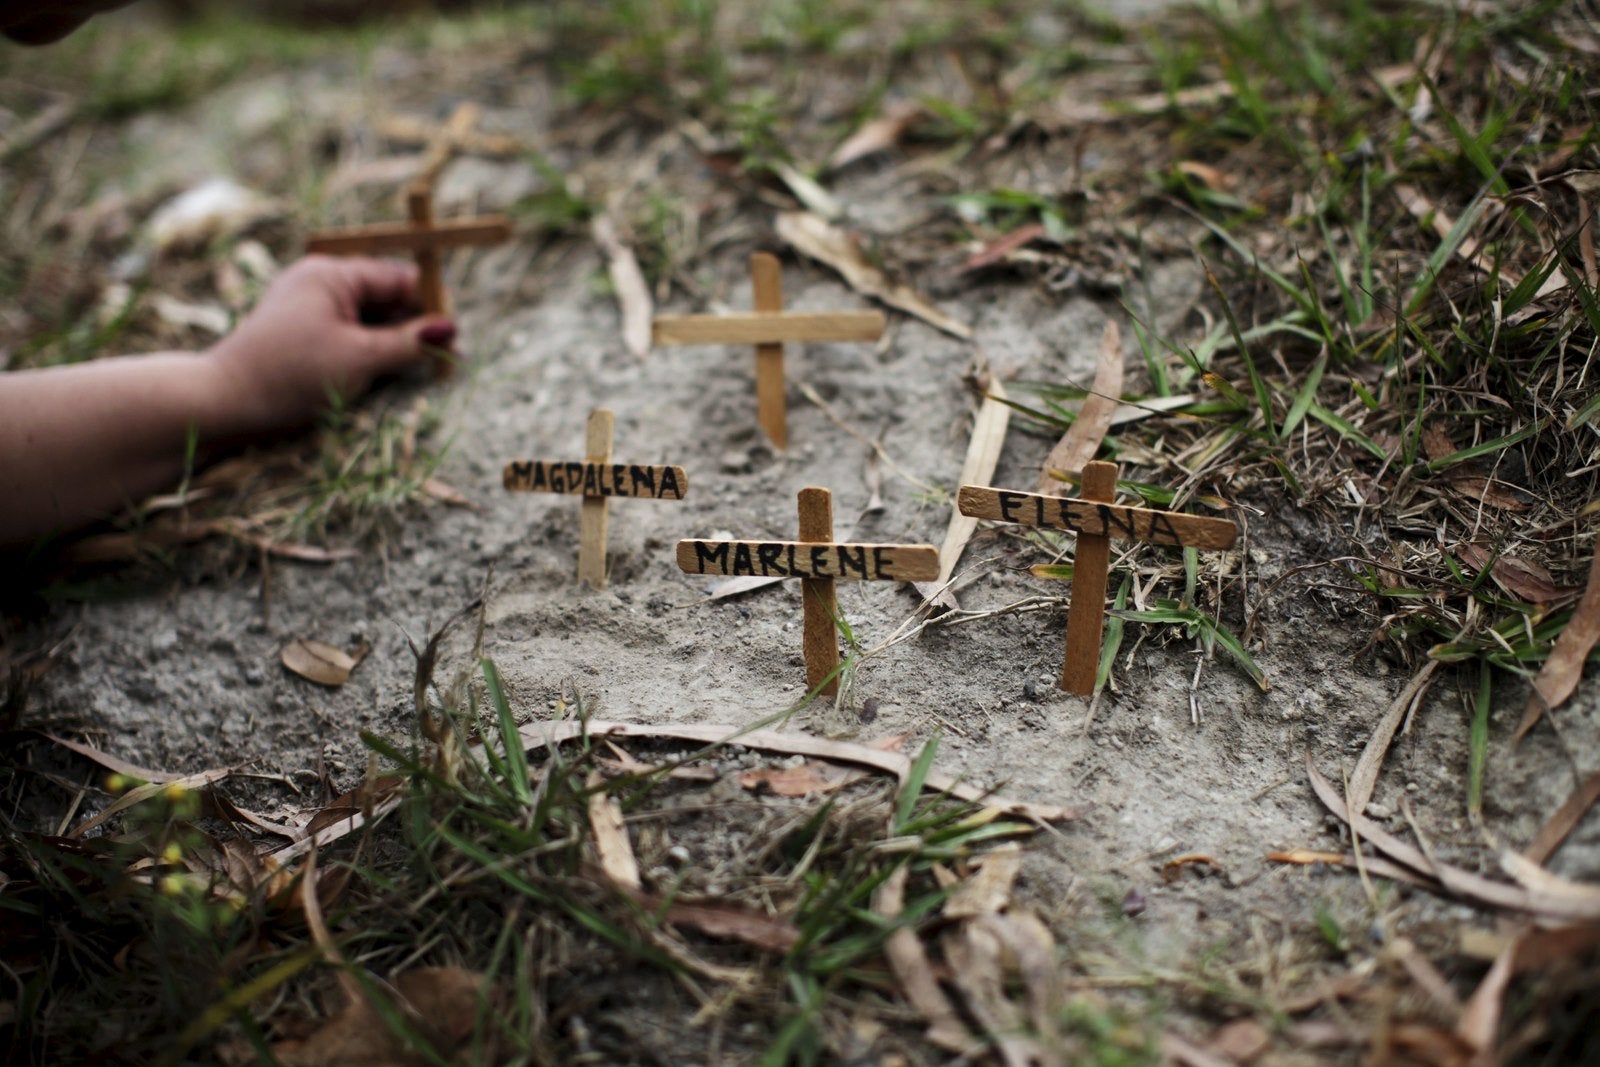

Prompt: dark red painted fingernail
[419,320,457,347]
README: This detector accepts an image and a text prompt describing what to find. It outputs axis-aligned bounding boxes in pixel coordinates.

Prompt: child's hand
[205,255,455,437]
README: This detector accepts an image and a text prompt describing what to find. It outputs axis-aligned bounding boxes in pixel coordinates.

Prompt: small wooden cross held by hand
[651,252,885,449]
[958,461,1239,696]
[504,409,689,589]
[304,163,511,374]
[677,486,938,697]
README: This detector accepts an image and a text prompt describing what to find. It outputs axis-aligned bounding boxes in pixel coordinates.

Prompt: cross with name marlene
[504,409,688,589]
[677,486,938,698]
[651,252,885,449]
[958,460,1238,695]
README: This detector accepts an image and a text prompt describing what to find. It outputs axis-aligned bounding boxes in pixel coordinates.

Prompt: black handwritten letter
[997,490,1027,523]
[872,546,893,580]
[837,545,867,578]
[631,465,656,497]
[733,543,755,575]
[692,541,729,573]
[506,461,533,490]
[757,543,784,575]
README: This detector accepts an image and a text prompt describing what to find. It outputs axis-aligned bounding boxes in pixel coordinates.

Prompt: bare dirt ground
[5,1,1599,1063]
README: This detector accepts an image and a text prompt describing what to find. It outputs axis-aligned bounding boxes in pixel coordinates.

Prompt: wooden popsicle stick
[956,485,1238,550]
[408,186,447,317]
[303,216,514,257]
[650,309,886,347]
[578,409,615,589]
[1060,461,1117,695]
[415,102,482,189]
[752,253,788,450]
[798,487,841,697]
[675,540,940,581]
[502,461,686,499]
[378,114,529,157]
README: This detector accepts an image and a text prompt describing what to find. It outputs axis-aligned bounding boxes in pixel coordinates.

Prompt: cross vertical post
[797,486,841,697]
[1059,461,1117,695]
[676,490,939,696]
[956,473,1238,698]
[751,252,788,450]
[579,410,615,589]
[406,186,447,317]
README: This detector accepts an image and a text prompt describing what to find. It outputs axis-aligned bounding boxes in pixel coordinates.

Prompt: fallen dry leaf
[914,374,1011,609]
[776,210,972,339]
[943,843,1023,918]
[1307,755,1600,921]
[593,214,653,359]
[658,898,801,953]
[281,639,367,688]
[738,761,867,796]
[44,733,182,784]
[587,770,642,891]
[1516,531,1600,741]
[1207,1018,1271,1064]
[274,967,494,1067]
[421,478,477,509]
[518,719,1081,824]
[1454,542,1574,603]
[960,222,1046,274]
[874,864,976,1054]
[1176,160,1232,192]
[1160,853,1223,883]
[829,101,924,170]
[1447,474,1532,510]
[1523,770,1600,865]
[1038,320,1122,492]
[1348,660,1440,816]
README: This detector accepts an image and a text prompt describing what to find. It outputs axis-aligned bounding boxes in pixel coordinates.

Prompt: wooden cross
[677,486,938,697]
[304,143,512,375]
[503,409,689,589]
[958,461,1238,696]
[390,102,515,187]
[651,252,885,449]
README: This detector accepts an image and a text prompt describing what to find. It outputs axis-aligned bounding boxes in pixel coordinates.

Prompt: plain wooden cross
[677,486,938,697]
[504,409,689,589]
[958,460,1238,696]
[651,252,885,449]
[388,102,522,187]
[304,152,512,374]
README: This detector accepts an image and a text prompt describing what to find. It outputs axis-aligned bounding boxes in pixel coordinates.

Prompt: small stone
[243,666,265,686]
[667,845,691,865]
[1365,802,1393,820]
[150,629,179,653]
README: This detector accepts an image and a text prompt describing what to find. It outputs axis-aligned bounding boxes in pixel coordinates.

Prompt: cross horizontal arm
[305,216,513,256]
[677,539,939,581]
[502,460,687,500]
[957,485,1237,550]
[652,310,885,346]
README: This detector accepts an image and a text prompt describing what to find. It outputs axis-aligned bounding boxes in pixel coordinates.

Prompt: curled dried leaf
[280,639,367,687]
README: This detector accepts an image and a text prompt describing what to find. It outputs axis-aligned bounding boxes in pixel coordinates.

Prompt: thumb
[359,317,457,377]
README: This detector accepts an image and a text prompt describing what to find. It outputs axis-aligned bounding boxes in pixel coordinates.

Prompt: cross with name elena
[677,486,938,698]
[651,252,885,449]
[958,460,1239,696]
[504,409,688,589]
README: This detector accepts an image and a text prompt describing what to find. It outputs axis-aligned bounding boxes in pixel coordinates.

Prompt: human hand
[205,255,454,437]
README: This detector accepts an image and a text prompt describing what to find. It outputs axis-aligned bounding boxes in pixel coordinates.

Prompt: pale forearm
[0,352,237,546]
